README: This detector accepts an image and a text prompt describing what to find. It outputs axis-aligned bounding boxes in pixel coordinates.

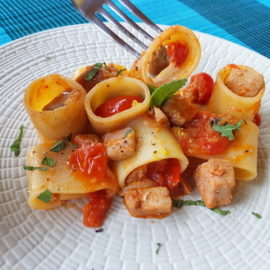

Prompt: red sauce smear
[95,95,143,118]
[253,113,261,126]
[167,41,189,67]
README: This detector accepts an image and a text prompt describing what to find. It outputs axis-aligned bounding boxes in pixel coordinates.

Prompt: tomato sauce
[184,73,214,105]
[68,135,116,228]
[167,42,189,67]
[147,158,183,198]
[180,111,231,156]
[95,95,143,118]
[83,190,112,228]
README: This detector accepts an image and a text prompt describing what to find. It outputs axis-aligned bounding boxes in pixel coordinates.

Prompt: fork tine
[118,0,162,33]
[91,15,141,57]
[99,7,148,50]
[107,0,154,41]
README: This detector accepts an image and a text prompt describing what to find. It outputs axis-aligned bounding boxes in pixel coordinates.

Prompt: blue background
[0,0,269,58]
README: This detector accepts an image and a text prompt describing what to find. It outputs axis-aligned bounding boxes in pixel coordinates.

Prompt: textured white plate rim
[0,23,270,270]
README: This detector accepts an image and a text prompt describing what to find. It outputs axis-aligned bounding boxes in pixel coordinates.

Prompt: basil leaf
[37,189,52,203]
[10,125,25,156]
[85,63,104,81]
[147,84,156,93]
[212,120,244,140]
[156,243,162,255]
[41,156,57,168]
[50,140,65,152]
[252,212,262,219]
[150,79,187,107]
[23,166,48,171]
[173,200,231,216]
[116,68,126,76]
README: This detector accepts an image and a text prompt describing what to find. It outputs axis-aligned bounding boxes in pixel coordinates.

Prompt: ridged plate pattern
[0,24,270,270]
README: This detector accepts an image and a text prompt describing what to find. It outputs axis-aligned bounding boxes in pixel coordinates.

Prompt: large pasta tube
[26,141,118,210]
[24,74,88,141]
[207,65,265,121]
[114,116,189,188]
[84,77,150,133]
[129,25,201,87]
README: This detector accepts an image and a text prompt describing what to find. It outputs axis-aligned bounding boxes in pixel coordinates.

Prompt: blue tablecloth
[0,0,269,58]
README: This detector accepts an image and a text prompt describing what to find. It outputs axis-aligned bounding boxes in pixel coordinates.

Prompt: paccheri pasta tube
[24,74,88,141]
[129,25,201,87]
[26,141,118,210]
[207,65,265,121]
[114,116,189,188]
[84,77,151,133]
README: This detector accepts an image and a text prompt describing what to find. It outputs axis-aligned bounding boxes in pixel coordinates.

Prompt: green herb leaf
[150,79,187,107]
[23,166,48,171]
[10,125,25,156]
[211,208,231,215]
[85,63,104,81]
[41,156,57,168]
[156,243,162,255]
[252,212,262,219]
[147,84,156,93]
[212,120,244,140]
[173,200,231,216]
[116,68,126,76]
[37,189,52,203]
[50,139,66,152]
[45,56,53,61]
[123,128,133,139]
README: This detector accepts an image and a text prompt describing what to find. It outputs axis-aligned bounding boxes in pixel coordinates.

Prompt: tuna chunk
[162,95,198,126]
[225,67,264,97]
[124,186,172,218]
[194,159,235,208]
[103,127,136,161]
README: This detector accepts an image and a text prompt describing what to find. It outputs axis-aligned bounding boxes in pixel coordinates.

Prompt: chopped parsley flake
[37,189,52,203]
[10,125,24,156]
[211,120,244,140]
[85,63,104,81]
[173,200,231,216]
[23,166,48,171]
[41,156,57,168]
[156,243,162,255]
[252,212,262,219]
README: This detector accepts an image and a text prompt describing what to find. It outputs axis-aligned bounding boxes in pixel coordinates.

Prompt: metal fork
[72,0,162,57]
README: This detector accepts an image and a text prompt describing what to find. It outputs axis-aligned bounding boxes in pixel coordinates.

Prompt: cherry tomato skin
[95,95,143,118]
[253,113,261,126]
[180,111,231,156]
[83,190,112,228]
[69,137,107,179]
[147,158,181,195]
[187,73,214,105]
[167,42,189,67]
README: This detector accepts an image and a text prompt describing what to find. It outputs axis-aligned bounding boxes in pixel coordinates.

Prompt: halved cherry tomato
[167,42,189,67]
[147,158,182,197]
[180,111,231,156]
[184,73,214,105]
[69,136,107,179]
[83,190,112,228]
[253,113,261,126]
[95,95,143,118]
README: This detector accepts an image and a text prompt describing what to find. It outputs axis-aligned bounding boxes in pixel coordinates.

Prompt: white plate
[0,23,270,270]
